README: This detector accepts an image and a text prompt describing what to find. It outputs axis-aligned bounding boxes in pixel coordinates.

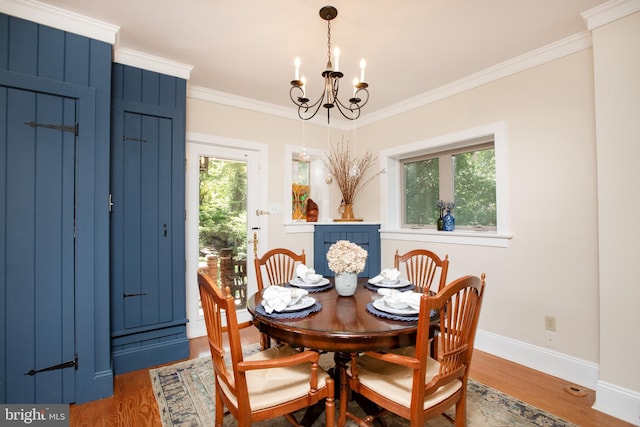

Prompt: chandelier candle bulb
[333,47,340,71]
[360,59,366,82]
[294,57,301,80]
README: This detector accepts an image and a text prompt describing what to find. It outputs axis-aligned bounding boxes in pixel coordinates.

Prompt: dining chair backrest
[394,249,449,293]
[197,272,335,426]
[254,248,306,291]
[340,274,485,427]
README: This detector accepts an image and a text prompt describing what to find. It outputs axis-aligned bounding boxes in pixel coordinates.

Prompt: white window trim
[379,122,512,248]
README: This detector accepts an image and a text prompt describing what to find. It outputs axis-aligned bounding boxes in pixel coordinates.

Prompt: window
[402,142,496,230]
[284,145,330,231]
[292,159,311,220]
[380,122,510,247]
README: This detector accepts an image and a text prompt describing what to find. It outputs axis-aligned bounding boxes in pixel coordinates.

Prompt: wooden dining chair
[394,249,449,293]
[197,272,335,427]
[254,248,306,291]
[254,248,307,348]
[339,274,486,427]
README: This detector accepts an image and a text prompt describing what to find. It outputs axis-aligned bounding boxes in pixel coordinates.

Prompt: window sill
[379,228,512,248]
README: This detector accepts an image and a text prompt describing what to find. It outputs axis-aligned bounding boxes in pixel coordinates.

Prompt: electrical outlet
[545,331,556,347]
[544,315,556,332]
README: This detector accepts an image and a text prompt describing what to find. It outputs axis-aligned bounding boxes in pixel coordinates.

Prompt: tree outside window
[403,145,496,230]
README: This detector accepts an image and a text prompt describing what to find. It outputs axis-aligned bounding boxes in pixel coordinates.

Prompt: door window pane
[199,156,248,308]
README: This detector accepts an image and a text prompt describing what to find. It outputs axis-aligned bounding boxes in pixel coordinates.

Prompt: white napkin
[296,264,314,278]
[261,286,308,314]
[377,288,421,310]
[369,268,402,284]
[296,264,320,282]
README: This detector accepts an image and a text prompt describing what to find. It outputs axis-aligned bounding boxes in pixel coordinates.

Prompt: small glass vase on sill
[443,208,455,231]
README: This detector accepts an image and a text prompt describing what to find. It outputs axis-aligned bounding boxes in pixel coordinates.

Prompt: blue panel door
[0,86,76,403]
[111,111,174,333]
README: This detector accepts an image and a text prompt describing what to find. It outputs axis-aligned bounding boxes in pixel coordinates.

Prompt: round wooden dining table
[246,277,419,353]
[247,278,423,427]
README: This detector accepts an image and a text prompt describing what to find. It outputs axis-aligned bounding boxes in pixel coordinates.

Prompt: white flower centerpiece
[327,240,368,296]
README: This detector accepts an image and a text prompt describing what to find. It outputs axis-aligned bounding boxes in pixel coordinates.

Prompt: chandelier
[289,6,370,123]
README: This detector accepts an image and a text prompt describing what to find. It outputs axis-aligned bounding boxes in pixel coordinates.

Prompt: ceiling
[22,0,607,121]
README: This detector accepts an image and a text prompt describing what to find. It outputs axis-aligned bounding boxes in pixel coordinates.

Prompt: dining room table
[246,276,429,426]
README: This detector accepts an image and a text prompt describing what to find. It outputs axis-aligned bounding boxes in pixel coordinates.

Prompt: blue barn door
[110,111,174,333]
[0,86,77,403]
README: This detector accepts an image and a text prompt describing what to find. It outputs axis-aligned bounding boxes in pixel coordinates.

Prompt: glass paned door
[186,140,265,338]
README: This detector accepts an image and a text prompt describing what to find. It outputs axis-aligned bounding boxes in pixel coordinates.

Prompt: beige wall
[358,50,600,362]
[592,11,640,395]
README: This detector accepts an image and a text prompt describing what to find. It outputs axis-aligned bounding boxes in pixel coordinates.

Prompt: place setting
[255,285,322,319]
[366,287,422,321]
[365,267,415,292]
[287,264,333,293]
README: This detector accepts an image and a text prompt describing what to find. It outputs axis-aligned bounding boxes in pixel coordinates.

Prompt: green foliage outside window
[403,146,496,228]
[404,157,439,225]
[199,157,247,260]
[453,149,496,227]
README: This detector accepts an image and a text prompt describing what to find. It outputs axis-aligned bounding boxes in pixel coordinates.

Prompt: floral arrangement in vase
[323,137,381,220]
[327,240,368,296]
[326,240,368,274]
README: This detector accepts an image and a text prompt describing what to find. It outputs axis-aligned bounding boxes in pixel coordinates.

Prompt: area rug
[150,347,576,427]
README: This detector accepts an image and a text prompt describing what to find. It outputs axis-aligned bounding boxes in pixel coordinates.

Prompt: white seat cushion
[219,345,330,411]
[350,348,461,410]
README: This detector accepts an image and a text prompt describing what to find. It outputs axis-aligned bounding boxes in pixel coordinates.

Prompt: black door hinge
[24,121,78,136]
[25,354,78,376]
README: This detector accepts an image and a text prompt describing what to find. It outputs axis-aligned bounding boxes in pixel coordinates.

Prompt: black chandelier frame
[289,6,370,123]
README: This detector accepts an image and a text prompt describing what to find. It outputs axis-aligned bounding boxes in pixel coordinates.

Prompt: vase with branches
[323,138,381,220]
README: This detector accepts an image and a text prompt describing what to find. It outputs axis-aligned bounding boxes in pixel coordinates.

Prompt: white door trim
[185,132,268,338]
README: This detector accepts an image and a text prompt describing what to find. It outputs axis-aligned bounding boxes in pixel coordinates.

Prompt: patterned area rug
[150,347,576,427]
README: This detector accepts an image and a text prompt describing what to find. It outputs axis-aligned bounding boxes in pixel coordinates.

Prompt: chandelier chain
[326,19,332,68]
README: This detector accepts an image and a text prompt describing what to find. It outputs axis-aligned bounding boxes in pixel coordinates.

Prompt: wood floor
[70,326,633,427]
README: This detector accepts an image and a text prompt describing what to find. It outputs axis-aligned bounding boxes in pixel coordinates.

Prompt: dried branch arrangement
[323,138,380,205]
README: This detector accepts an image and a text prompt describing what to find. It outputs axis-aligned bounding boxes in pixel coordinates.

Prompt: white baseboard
[475,329,640,425]
[475,329,599,388]
[593,380,640,426]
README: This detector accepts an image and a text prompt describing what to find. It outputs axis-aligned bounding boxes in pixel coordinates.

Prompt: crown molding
[357,31,593,127]
[1,0,193,80]
[3,0,613,131]
[187,85,352,130]
[0,0,119,44]
[114,48,193,81]
[582,0,640,30]
[190,30,593,130]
